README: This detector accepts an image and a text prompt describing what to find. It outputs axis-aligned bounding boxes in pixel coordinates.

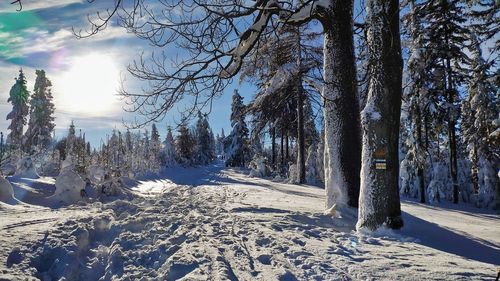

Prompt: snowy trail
[1,164,499,280]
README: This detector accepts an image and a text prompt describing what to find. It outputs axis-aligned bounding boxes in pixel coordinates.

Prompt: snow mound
[0,176,15,203]
[50,169,86,205]
[14,157,39,179]
[1,163,16,176]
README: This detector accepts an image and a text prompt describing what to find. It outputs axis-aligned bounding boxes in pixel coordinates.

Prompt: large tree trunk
[357,0,403,230]
[320,0,361,209]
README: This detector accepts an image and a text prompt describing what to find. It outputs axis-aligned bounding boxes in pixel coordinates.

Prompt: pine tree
[401,0,436,203]
[226,90,249,167]
[175,119,195,165]
[161,126,176,167]
[25,69,56,151]
[194,112,214,165]
[462,33,499,208]
[6,69,30,148]
[418,0,470,203]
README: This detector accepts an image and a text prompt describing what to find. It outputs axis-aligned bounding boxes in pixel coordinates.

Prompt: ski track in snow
[0,162,499,280]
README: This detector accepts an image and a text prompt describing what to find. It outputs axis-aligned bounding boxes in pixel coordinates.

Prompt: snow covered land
[1,162,498,280]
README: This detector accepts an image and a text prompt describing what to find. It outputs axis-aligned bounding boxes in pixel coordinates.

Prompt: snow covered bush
[1,163,16,176]
[427,162,449,204]
[0,176,14,203]
[249,155,269,178]
[51,168,86,205]
[476,156,499,209]
[399,155,418,198]
[87,165,106,184]
[14,157,39,178]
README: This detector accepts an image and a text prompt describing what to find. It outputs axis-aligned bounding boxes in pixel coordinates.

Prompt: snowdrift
[0,176,15,204]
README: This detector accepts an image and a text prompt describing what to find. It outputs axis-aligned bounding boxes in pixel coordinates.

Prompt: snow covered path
[1,163,499,280]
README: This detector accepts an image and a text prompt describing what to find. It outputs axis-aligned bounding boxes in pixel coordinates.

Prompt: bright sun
[56,53,120,116]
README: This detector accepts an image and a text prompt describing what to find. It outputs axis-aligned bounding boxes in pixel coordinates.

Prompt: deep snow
[1,162,499,280]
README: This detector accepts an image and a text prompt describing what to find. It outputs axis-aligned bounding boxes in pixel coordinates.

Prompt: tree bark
[319,0,361,209]
[357,0,403,230]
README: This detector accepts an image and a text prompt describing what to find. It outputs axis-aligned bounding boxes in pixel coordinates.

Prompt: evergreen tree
[25,69,56,151]
[175,120,195,165]
[194,112,214,165]
[226,90,249,167]
[418,0,470,203]
[462,33,499,208]
[401,0,435,203]
[6,69,30,148]
[161,126,176,167]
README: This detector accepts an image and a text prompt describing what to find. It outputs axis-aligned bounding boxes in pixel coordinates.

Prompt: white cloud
[0,0,84,13]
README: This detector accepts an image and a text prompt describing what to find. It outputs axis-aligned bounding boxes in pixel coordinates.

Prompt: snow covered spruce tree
[417,0,470,204]
[160,127,176,167]
[461,34,499,209]
[357,0,403,230]
[194,112,215,165]
[150,123,162,169]
[175,119,195,166]
[226,90,249,167]
[24,69,56,152]
[6,69,30,148]
[400,0,434,203]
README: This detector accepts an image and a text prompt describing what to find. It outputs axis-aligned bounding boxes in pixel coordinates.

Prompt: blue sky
[0,0,256,146]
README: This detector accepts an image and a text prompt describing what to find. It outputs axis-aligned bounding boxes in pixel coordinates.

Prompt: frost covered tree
[6,69,30,148]
[400,0,435,203]
[461,34,499,209]
[226,90,249,167]
[24,69,56,151]
[175,120,195,165]
[150,123,162,165]
[215,129,226,158]
[357,0,403,230]
[160,126,176,167]
[417,0,470,204]
[194,112,214,165]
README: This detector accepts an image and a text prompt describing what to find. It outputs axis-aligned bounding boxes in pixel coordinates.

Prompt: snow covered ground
[1,162,499,280]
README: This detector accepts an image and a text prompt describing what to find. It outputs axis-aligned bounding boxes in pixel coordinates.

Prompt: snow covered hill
[1,162,499,280]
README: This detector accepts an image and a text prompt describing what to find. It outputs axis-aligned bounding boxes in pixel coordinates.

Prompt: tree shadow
[400,211,500,265]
